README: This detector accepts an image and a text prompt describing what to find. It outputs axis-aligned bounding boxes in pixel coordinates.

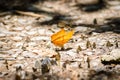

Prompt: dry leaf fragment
[87,57,90,68]
[92,42,96,49]
[55,52,61,66]
[86,40,92,48]
[115,42,118,48]
[77,46,82,53]
[51,28,74,47]
[106,41,113,47]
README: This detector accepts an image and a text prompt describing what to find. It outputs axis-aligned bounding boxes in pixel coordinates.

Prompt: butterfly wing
[52,35,64,47]
[62,30,74,44]
[51,29,65,42]
[52,40,64,47]
[51,29,74,47]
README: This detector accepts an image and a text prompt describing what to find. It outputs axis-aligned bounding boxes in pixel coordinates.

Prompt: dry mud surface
[0,0,120,80]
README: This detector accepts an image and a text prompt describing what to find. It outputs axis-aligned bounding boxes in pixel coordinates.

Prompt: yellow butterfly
[51,28,74,47]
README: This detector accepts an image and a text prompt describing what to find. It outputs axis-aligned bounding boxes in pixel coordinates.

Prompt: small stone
[66,51,77,57]
[101,55,115,61]
[0,34,6,37]
[18,19,27,24]
[22,51,37,58]
[26,31,37,35]
[75,26,88,32]
[11,36,22,41]
[17,56,24,60]
[12,27,24,31]
[110,49,120,60]
[31,36,50,41]
[85,51,94,55]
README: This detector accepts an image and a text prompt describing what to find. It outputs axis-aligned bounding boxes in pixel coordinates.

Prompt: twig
[0,57,16,61]
[15,10,45,17]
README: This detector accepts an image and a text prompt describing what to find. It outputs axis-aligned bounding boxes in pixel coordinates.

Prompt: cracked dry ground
[0,1,120,80]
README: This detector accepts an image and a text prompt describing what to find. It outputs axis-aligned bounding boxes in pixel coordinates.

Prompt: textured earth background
[0,0,120,80]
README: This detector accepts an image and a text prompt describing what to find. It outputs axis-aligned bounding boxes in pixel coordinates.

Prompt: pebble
[13,42,24,48]
[31,36,50,41]
[101,49,120,61]
[90,59,101,69]
[66,50,77,57]
[78,0,99,5]
[18,19,27,24]
[28,42,36,46]
[92,32,100,35]
[107,1,120,6]
[25,26,32,30]
[85,51,94,55]
[26,31,37,35]
[38,29,46,34]
[22,51,37,58]
[0,34,6,37]
[75,26,88,32]
[110,49,120,59]
[12,27,24,31]
[111,6,120,10]
[11,36,22,41]
[17,56,24,60]
[101,55,115,61]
